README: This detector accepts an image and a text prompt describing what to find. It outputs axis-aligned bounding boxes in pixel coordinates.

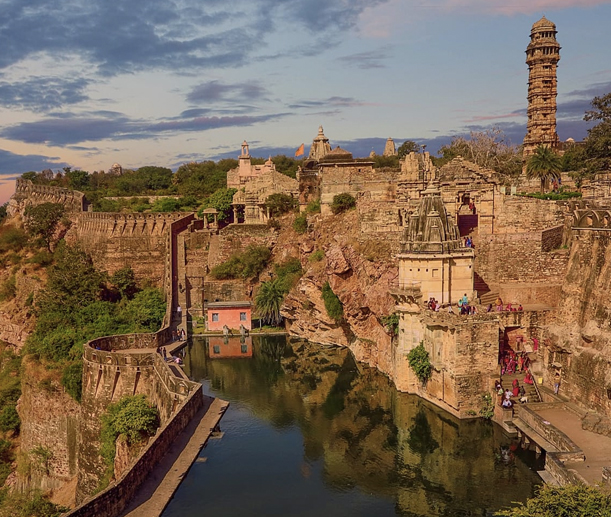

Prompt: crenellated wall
[75,212,194,285]
[8,179,85,216]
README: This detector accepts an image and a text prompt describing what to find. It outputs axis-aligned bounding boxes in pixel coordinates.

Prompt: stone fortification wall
[492,195,567,233]
[74,213,199,503]
[8,179,85,217]
[66,387,203,517]
[75,212,193,285]
[18,359,80,494]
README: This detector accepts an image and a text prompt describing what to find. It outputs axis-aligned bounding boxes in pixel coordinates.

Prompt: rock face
[281,210,399,378]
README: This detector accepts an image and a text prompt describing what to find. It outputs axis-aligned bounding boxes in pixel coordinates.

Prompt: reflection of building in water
[208,336,253,358]
[206,301,252,331]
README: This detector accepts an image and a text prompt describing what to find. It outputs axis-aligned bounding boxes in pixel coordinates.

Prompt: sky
[0,0,610,203]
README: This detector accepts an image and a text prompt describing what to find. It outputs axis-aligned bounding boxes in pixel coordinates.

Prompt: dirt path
[537,407,611,484]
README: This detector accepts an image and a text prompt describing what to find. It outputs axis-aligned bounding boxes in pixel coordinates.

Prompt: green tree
[255,279,285,326]
[23,203,65,250]
[583,91,611,173]
[496,484,611,517]
[0,203,8,223]
[110,266,137,299]
[198,188,237,223]
[397,140,420,159]
[526,145,562,193]
[272,155,300,179]
[265,193,296,217]
[64,169,89,190]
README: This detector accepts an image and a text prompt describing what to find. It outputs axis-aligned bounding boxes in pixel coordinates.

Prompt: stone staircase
[500,371,541,404]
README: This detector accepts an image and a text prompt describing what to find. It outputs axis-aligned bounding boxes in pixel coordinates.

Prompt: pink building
[206,301,252,331]
[208,336,253,358]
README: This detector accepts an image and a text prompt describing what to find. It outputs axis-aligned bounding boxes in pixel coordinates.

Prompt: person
[495,297,503,311]
[512,379,520,398]
[180,328,186,340]
[434,303,440,312]
[518,304,523,311]
[524,370,534,385]
[504,389,512,401]
[175,356,183,365]
[470,305,477,315]
[176,305,182,320]
[447,304,454,314]
[517,354,524,373]
[162,347,167,360]
[502,397,513,409]
[487,303,493,313]
[505,302,512,311]
[554,371,561,395]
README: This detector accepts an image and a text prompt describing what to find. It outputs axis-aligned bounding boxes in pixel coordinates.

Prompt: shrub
[479,393,495,420]
[27,250,54,268]
[0,226,28,253]
[496,484,611,516]
[0,276,16,302]
[151,197,181,212]
[309,250,324,262]
[321,282,343,321]
[330,193,356,215]
[61,361,83,402]
[274,258,303,292]
[381,313,399,336]
[0,405,20,433]
[407,343,432,384]
[267,218,281,230]
[305,199,321,214]
[265,193,297,217]
[293,214,307,234]
[210,245,271,280]
[520,191,582,201]
[100,395,159,480]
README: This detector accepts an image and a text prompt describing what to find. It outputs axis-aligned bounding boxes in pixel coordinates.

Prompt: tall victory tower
[523,16,561,157]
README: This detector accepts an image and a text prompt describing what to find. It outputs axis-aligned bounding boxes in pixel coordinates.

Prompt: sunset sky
[1,0,610,203]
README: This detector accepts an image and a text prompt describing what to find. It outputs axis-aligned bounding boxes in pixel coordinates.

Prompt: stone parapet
[8,178,85,216]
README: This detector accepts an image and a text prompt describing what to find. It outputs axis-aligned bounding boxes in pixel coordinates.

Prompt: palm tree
[255,279,285,326]
[526,145,562,193]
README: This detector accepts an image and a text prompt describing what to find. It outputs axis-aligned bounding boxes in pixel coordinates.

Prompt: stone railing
[572,209,611,229]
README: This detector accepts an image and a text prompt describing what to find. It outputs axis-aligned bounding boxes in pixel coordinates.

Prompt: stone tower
[523,16,561,157]
[308,126,332,161]
[383,137,397,156]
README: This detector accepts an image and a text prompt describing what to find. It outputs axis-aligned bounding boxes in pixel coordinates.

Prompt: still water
[162,335,542,517]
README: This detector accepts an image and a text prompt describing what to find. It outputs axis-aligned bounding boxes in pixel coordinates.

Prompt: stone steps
[500,372,541,403]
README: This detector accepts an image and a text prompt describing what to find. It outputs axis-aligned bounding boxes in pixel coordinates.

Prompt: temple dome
[319,146,353,162]
[532,16,556,30]
[401,181,463,254]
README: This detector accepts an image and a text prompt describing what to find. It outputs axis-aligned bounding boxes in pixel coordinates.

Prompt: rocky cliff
[279,210,399,378]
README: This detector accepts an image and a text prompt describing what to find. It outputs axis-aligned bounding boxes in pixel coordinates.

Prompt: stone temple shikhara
[523,16,561,157]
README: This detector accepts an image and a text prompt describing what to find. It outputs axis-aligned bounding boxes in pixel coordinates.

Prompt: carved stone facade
[383,137,397,157]
[226,142,277,190]
[523,16,561,157]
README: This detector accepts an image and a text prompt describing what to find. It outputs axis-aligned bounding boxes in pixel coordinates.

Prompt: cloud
[434,0,611,16]
[0,76,90,112]
[337,47,392,69]
[0,148,68,175]
[186,81,270,104]
[288,96,371,110]
[1,111,288,145]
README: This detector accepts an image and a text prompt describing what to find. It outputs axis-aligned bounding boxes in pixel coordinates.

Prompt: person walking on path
[176,305,182,321]
[162,348,167,360]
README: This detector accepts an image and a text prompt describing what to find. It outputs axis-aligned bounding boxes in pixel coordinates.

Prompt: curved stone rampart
[9,179,85,216]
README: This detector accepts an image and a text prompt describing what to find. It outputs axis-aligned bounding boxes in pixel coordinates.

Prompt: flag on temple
[295,143,304,157]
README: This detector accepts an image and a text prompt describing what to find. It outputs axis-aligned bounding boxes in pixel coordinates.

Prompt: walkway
[536,406,611,484]
[119,396,229,517]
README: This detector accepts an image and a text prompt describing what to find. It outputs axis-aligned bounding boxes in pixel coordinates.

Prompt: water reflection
[164,336,541,517]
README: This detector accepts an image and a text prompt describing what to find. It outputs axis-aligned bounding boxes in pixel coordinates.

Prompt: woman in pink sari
[524,370,534,385]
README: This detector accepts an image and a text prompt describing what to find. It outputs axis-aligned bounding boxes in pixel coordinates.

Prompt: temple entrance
[457,194,478,237]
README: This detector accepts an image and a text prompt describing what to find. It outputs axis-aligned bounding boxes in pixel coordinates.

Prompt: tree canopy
[397,140,420,159]
[23,202,65,250]
[584,91,611,173]
[526,145,562,193]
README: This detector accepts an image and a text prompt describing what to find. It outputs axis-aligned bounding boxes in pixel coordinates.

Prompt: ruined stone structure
[308,126,332,161]
[8,178,85,217]
[227,141,278,190]
[523,16,561,157]
[397,180,475,304]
